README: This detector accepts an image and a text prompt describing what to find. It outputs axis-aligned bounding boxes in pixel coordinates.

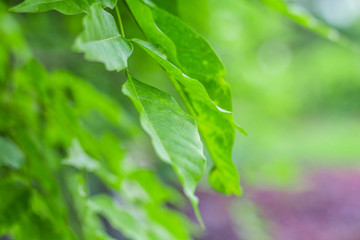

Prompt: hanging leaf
[132,39,242,194]
[73,3,133,72]
[11,0,117,15]
[126,0,232,110]
[122,76,205,222]
[125,0,243,194]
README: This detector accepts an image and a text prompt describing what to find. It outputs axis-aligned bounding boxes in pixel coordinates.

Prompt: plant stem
[115,4,125,37]
[115,2,130,80]
[169,77,197,117]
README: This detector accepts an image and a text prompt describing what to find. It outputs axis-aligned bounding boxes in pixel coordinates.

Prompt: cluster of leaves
[1,0,246,239]
[1,0,355,239]
[12,0,246,198]
[0,2,195,239]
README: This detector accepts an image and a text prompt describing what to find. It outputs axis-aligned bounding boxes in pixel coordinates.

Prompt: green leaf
[11,0,117,15]
[133,39,242,194]
[145,205,193,240]
[0,182,31,232]
[73,3,133,71]
[90,194,193,240]
[258,0,359,50]
[126,0,231,111]
[122,76,205,222]
[126,0,244,194]
[149,0,179,16]
[62,140,99,171]
[0,137,25,169]
[121,169,184,206]
[11,213,76,240]
[89,195,157,240]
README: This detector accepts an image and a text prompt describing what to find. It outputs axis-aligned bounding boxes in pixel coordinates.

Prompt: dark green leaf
[149,0,179,16]
[0,182,30,232]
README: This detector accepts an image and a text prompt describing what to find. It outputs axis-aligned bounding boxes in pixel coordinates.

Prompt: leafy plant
[1,0,355,239]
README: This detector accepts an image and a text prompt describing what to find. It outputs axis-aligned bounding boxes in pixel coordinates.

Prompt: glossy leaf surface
[122,76,206,218]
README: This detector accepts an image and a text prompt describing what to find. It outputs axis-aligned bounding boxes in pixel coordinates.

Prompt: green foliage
[123,75,205,222]
[73,3,133,71]
[2,0,354,239]
[10,0,244,205]
[0,137,25,169]
[126,0,243,194]
[258,0,359,50]
[10,0,117,15]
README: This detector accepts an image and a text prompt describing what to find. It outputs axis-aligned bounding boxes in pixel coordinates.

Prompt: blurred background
[2,0,360,239]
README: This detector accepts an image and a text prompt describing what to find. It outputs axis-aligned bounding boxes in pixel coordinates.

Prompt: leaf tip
[235,124,248,136]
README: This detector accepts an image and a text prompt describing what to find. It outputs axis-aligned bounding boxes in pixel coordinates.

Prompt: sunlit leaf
[122,76,205,221]
[73,3,133,71]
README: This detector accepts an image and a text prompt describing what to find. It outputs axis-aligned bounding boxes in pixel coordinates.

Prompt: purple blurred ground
[195,169,360,240]
[192,192,240,240]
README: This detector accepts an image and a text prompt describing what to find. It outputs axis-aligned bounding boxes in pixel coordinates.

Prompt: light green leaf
[0,137,25,169]
[258,0,359,50]
[133,39,242,194]
[63,140,99,171]
[73,3,133,71]
[90,195,158,240]
[11,0,117,15]
[123,169,183,205]
[122,76,205,222]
